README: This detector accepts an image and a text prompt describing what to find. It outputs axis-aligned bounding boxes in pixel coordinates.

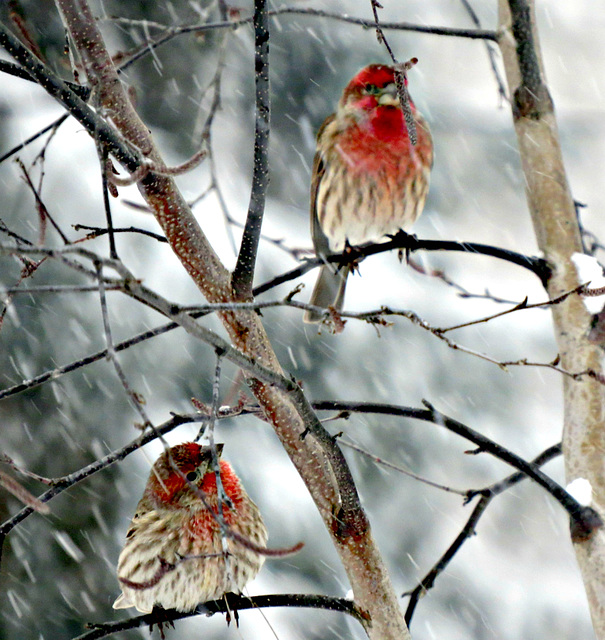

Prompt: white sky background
[1,1,604,639]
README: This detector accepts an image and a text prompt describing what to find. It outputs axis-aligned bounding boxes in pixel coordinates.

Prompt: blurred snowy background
[0,1,604,639]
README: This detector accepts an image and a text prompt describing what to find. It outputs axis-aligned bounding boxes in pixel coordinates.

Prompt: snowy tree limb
[499,0,605,635]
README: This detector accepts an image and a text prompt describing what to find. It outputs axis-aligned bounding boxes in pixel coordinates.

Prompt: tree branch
[231,0,271,299]
[0,412,204,546]
[0,23,141,172]
[404,442,562,624]
[312,399,601,535]
[254,233,549,297]
[104,9,498,73]
[75,593,365,639]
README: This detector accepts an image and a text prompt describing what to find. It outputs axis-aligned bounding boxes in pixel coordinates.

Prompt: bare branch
[94,260,152,427]
[0,23,142,172]
[339,438,467,497]
[0,412,208,543]
[76,593,366,640]
[312,399,602,535]
[459,0,508,101]
[73,224,167,244]
[437,284,586,332]
[16,158,70,244]
[231,0,271,299]
[97,146,118,259]
[253,232,550,297]
[404,442,562,623]
[110,9,498,73]
[0,113,70,164]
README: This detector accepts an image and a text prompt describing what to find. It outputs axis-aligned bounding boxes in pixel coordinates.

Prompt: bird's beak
[377,82,399,106]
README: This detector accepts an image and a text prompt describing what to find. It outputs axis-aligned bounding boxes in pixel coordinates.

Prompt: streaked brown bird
[304,62,434,323]
[113,442,267,613]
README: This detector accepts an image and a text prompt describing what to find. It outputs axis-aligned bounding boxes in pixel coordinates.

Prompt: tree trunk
[498,1,605,636]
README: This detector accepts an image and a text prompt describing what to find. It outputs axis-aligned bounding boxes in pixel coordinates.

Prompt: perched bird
[113,442,267,613]
[304,62,434,323]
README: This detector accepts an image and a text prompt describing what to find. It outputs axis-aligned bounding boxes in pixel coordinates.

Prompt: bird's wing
[310,113,335,259]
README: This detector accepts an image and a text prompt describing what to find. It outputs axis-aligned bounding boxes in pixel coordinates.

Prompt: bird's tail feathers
[304,264,349,323]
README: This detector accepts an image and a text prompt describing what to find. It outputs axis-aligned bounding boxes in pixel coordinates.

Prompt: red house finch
[304,63,434,323]
[113,442,267,613]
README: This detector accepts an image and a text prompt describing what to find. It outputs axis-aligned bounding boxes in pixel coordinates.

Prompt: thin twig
[334,305,591,380]
[193,352,235,568]
[189,37,239,256]
[437,284,585,333]
[0,453,52,484]
[459,0,508,101]
[371,0,397,61]
[0,469,50,514]
[94,261,152,427]
[0,315,179,401]
[408,259,523,304]
[108,9,498,73]
[339,438,467,496]
[97,145,118,259]
[73,224,167,243]
[16,158,70,244]
[0,114,70,164]
[368,1,418,144]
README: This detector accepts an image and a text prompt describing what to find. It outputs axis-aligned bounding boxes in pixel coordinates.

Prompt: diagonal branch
[312,399,602,535]
[404,442,562,624]
[0,24,141,172]
[94,261,151,426]
[0,412,205,545]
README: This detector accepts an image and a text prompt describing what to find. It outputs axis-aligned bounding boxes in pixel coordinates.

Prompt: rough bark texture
[54,1,411,637]
[498,1,605,636]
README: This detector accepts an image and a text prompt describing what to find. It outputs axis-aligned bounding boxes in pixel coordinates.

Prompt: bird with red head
[305,62,434,323]
[113,443,267,613]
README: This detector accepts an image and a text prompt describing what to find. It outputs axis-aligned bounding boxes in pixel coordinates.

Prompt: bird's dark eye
[364,83,375,94]
[186,471,197,482]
